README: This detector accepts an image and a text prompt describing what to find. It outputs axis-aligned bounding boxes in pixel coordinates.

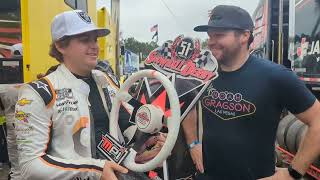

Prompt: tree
[201,39,208,49]
[124,37,158,62]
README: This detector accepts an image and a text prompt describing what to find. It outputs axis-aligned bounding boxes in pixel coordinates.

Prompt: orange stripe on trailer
[299,77,320,82]
[0,49,11,57]
[0,27,21,33]
[0,37,20,44]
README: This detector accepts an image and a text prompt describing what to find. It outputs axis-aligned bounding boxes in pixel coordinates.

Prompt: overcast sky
[119,0,260,44]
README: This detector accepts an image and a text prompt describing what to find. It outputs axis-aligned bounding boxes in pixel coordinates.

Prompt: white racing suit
[0,84,22,180]
[15,64,126,180]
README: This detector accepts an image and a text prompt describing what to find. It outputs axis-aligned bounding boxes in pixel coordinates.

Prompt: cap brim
[95,28,110,37]
[58,27,110,41]
[194,25,253,32]
[194,25,210,32]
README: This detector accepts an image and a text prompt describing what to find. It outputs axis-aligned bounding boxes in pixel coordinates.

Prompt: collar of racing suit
[57,64,126,144]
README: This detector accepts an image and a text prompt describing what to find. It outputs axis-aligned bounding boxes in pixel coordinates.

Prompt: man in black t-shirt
[189,5,320,180]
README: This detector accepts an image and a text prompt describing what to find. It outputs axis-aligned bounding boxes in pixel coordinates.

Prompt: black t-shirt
[200,55,315,179]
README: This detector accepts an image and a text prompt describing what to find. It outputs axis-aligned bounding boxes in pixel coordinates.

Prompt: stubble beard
[218,42,242,67]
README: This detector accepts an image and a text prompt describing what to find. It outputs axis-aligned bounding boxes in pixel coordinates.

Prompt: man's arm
[16,85,126,180]
[182,106,204,173]
[291,100,320,174]
[266,100,320,180]
[182,107,198,145]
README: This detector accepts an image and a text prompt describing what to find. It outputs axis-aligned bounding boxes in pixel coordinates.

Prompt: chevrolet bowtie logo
[17,98,33,106]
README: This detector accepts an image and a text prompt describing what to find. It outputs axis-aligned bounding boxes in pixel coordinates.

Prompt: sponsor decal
[145,35,218,82]
[57,107,78,113]
[202,85,256,120]
[17,98,33,106]
[15,110,30,123]
[136,108,151,129]
[33,81,51,96]
[15,125,34,135]
[56,100,78,107]
[56,88,79,113]
[97,132,129,164]
[107,87,117,98]
[146,53,215,81]
[76,11,92,24]
[56,88,74,101]
[55,89,78,113]
[16,137,33,144]
[297,38,320,62]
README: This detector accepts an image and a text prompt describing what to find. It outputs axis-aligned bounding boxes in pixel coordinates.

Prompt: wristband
[188,140,200,149]
[288,165,303,179]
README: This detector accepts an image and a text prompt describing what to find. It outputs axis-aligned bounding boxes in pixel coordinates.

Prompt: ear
[55,42,66,54]
[240,31,250,45]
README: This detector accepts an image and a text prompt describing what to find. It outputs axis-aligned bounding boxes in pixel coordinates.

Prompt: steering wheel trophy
[101,35,219,179]
[109,69,181,172]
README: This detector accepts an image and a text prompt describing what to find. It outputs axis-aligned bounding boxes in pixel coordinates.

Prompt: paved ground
[0,163,9,180]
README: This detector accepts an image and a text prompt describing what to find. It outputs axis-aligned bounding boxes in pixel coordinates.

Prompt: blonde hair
[49,37,72,62]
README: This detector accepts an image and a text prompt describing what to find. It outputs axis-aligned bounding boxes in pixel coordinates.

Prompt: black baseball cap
[194,5,254,32]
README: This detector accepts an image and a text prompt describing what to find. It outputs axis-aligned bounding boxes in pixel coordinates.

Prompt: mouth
[86,53,98,59]
[211,48,222,55]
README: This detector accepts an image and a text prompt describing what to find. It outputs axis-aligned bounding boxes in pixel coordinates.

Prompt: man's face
[207,29,242,65]
[59,31,99,73]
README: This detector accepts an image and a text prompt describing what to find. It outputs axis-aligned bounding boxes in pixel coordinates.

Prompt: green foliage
[201,38,208,49]
[124,37,159,62]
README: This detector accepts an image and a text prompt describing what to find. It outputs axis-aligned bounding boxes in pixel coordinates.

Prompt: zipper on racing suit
[88,101,97,159]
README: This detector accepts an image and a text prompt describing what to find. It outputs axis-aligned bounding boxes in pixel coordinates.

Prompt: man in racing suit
[0,84,21,180]
[14,10,129,180]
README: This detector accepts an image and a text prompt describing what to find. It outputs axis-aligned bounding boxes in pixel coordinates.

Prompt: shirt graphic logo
[202,86,256,120]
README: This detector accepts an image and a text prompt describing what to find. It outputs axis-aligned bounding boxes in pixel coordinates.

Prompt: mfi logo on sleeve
[97,132,129,164]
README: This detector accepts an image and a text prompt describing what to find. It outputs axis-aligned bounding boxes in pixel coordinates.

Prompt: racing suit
[0,84,21,180]
[15,64,124,180]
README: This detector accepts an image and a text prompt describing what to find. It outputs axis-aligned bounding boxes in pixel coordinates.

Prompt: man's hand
[101,161,128,180]
[189,144,204,173]
[258,168,294,180]
[135,133,166,163]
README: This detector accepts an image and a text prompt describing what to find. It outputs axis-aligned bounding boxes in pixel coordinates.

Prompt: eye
[79,36,90,42]
[208,32,226,39]
[214,33,225,38]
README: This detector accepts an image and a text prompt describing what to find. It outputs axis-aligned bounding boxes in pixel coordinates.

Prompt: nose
[89,38,99,49]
